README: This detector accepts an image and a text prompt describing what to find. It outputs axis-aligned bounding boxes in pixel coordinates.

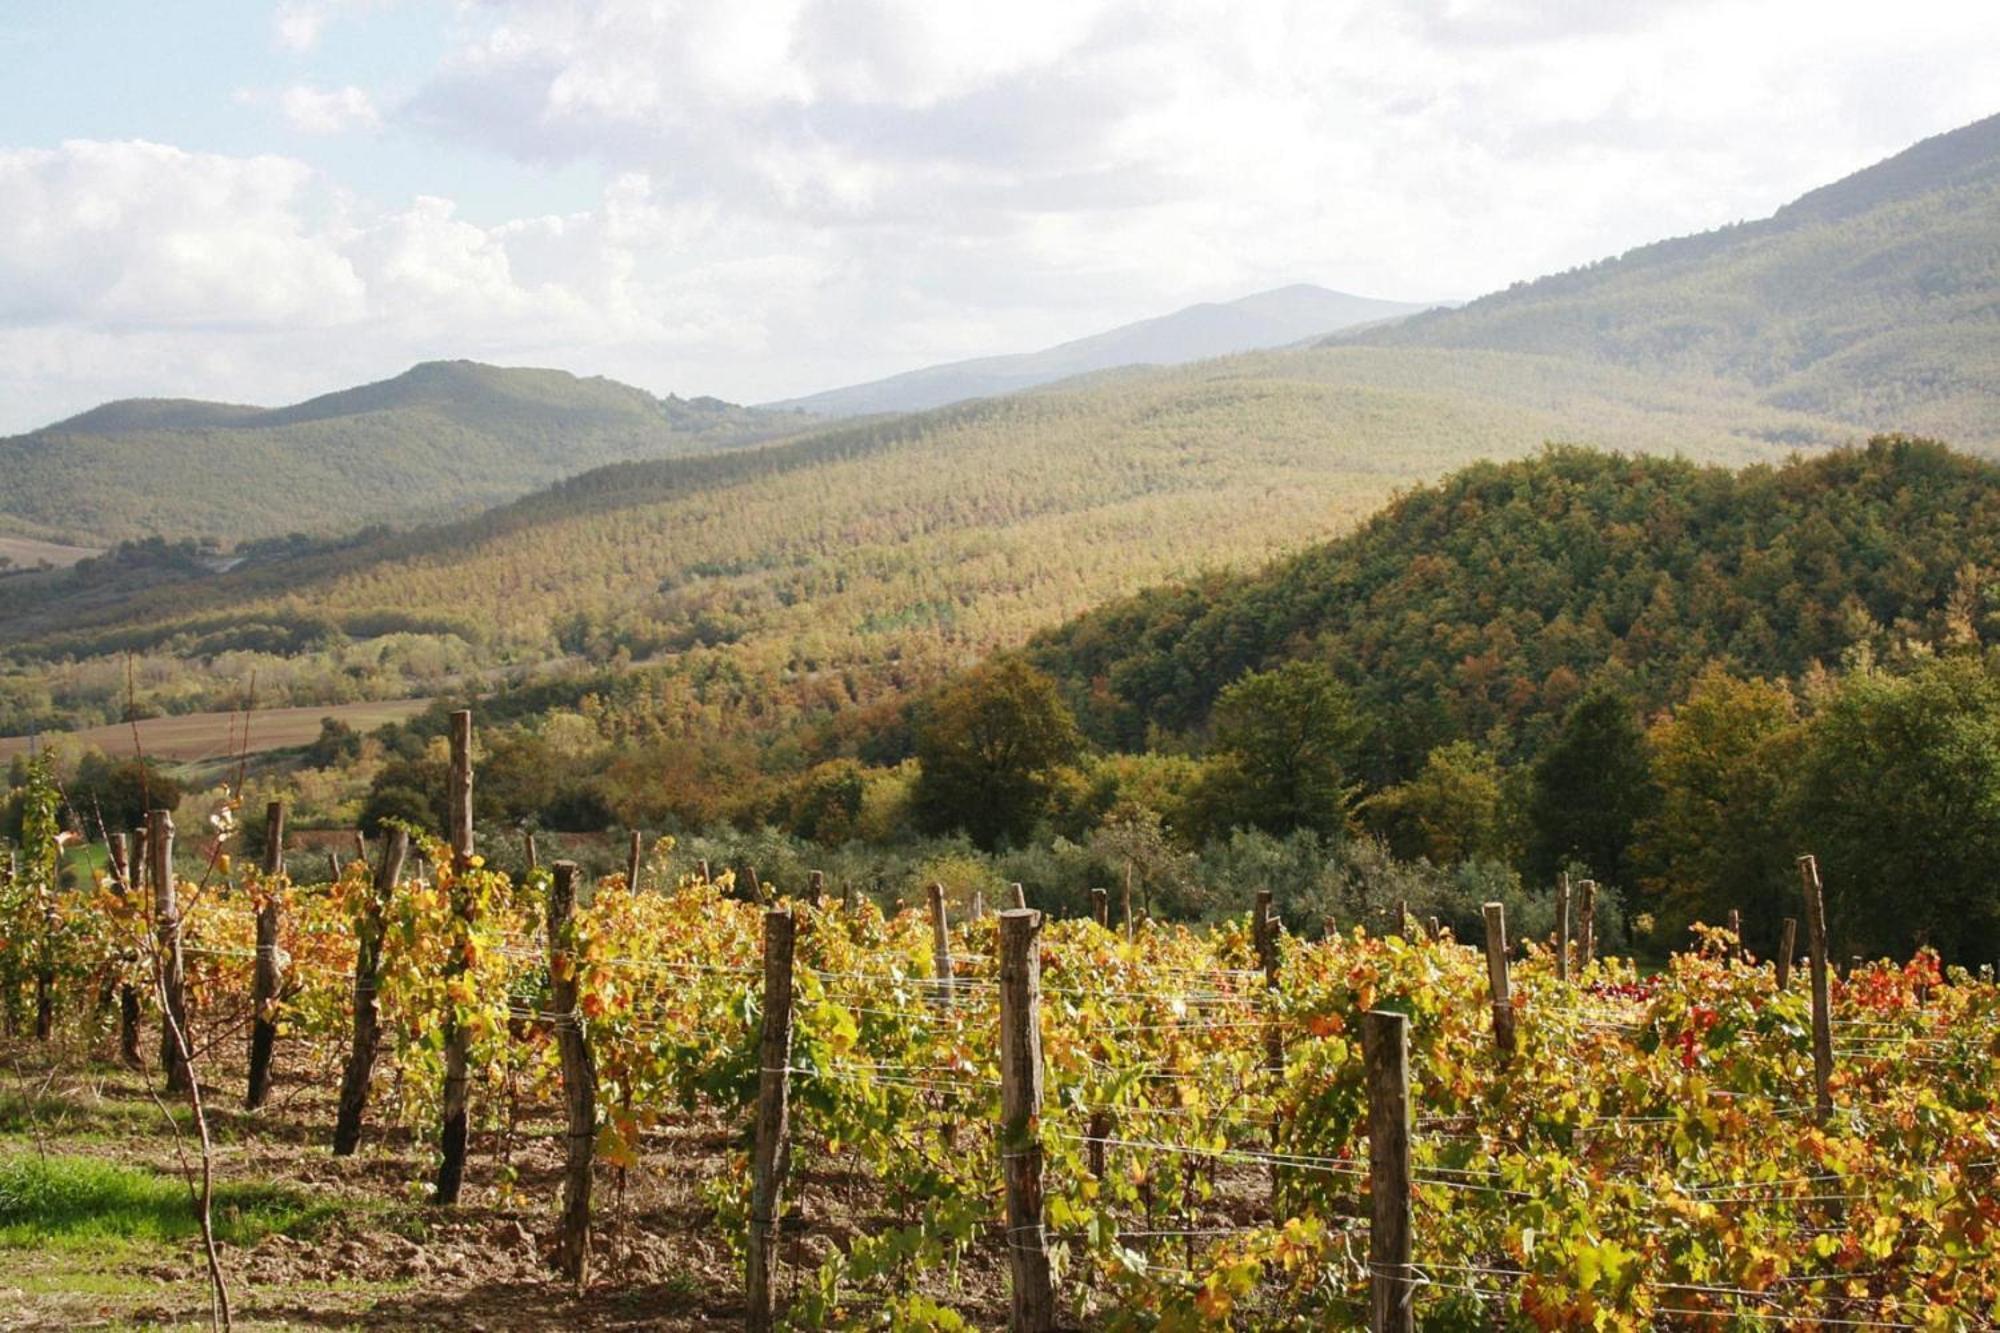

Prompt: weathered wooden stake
[108,832,143,1067]
[525,832,539,873]
[1091,887,1108,927]
[999,909,1056,1332]
[333,828,408,1156]
[927,882,955,1008]
[744,865,766,904]
[1364,1009,1414,1333]
[1122,860,1135,941]
[434,709,475,1206]
[548,862,596,1285]
[247,801,287,1110]
[1799,855,1834,1125]
[1554,874,1571,983]
[1482,902,1516,1063]
[746,909,797,1332]
[697,857,711,885]
[1392,897,1408,938]
[1727,908,1743,962]
[970,888,983,920]
[626,830,643,892]
[1011,882,1027,910]
[147,810,191,1093]
[808,869,825,903]
[1777,917,1798,990]
[1578,879,1598,970]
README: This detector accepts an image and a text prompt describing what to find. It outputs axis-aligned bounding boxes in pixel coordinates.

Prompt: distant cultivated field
[0,534,99,569]
[0,698,432,763]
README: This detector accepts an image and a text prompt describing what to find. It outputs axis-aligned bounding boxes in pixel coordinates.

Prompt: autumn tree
[911,659,1083,849]
[1190,661,1363,839]
[1793,656,2000,962]
[1527,689,1655,892]
[1363,740,1514,864]
[1634,665,1803,949]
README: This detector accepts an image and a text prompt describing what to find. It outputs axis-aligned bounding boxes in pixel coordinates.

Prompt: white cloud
[279,85,382,135]
[4,0,1999,431]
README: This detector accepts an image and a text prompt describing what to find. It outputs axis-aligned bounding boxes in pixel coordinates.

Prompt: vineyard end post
[1364,1009,1414,1333]
[548,861,596,1285]
[1091,887,1108,928]
[1778,917,1798,990]
[333,828,407,1156]
[927,881,954,1008]
[434,708,475,1206]
[1799,855,1834,1125]
[746,908,797,1332]
[1554,874,1571,983]
[247,800,286,1110]
[149,809,190,1093]
[999,908,1056,1331]
[1483,902,1516,1063]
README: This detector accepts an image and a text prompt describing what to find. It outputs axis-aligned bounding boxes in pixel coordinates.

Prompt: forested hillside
[1029,437,2000,771]
[0,361,805,544]
[0,347,1848,736]
[1351,113,2000,445]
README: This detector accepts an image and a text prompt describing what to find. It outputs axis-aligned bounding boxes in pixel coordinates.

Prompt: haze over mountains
[765,284,1434,418]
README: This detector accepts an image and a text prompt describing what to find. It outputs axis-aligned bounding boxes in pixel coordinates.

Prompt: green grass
[0,1153,338,1248]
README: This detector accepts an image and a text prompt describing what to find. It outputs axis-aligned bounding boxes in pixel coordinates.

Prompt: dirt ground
[0,1035,1012,1332]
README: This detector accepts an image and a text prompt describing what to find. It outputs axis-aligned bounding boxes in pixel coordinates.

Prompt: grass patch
[0,1153,339,1247]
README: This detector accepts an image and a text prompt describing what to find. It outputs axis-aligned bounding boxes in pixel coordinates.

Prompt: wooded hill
[1025,436,2000,779]
[0,360,807,544]
[1351,112,2000,447]
[0,347,1849,735]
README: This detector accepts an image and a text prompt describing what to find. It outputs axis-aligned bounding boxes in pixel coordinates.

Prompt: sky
[0,0,1996,434]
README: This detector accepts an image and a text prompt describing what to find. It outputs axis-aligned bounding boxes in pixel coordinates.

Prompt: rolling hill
[767,283,1431,417]
[0,345,1853,736]
[1348,112,2000,446]
[0,361,810,546]
[1024,435,2000,777]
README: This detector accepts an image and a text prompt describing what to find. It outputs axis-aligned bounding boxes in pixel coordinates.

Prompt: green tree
[1527,690,1655,892]
[1363,740,1513,865]
[912,659,1083,849]
[1635,666,1803,948]
[1793,657,2000,963]
[1190,661,1363,838]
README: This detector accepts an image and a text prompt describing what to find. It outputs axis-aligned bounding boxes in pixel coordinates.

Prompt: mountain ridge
[765,283,1433,417]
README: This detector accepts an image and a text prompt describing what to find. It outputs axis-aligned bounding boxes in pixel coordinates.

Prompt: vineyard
[4,719,2000,1331]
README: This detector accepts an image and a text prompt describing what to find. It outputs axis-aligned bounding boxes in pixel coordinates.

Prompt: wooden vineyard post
[697,858,711,885]
[547,862,596,1285]
[1727,908,1743,962]
[435,708,476,1206]
[1799,855,1835,1125]
[148,810,191,1093]
[846,881,861,914]
[333,829,408,1156]
[746,908,797,1333]
[808,869,825,903]
[525,833,539,873]
[1777,918,1798,990]
[1393,897,1408,939]
[1011,882,1027,911]
[1254,890,1283,1075]
[1364,1009,1414,1333]
[247,800,287,1110]
[1122,861,1135,941]
[109,832,143,1068]
[927,882,955,1008]
[1554,874,1571,983]
[970,888,984,920]
[999,909,1056,1332]
[1091,887,1108,927]
[1578,880,1598,970]
[627,830,643,892]
[744,866,767,905]
[1483,902,1516,1064]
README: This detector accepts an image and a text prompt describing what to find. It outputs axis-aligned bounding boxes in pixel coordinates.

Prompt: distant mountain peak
[766,283,1436,418]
